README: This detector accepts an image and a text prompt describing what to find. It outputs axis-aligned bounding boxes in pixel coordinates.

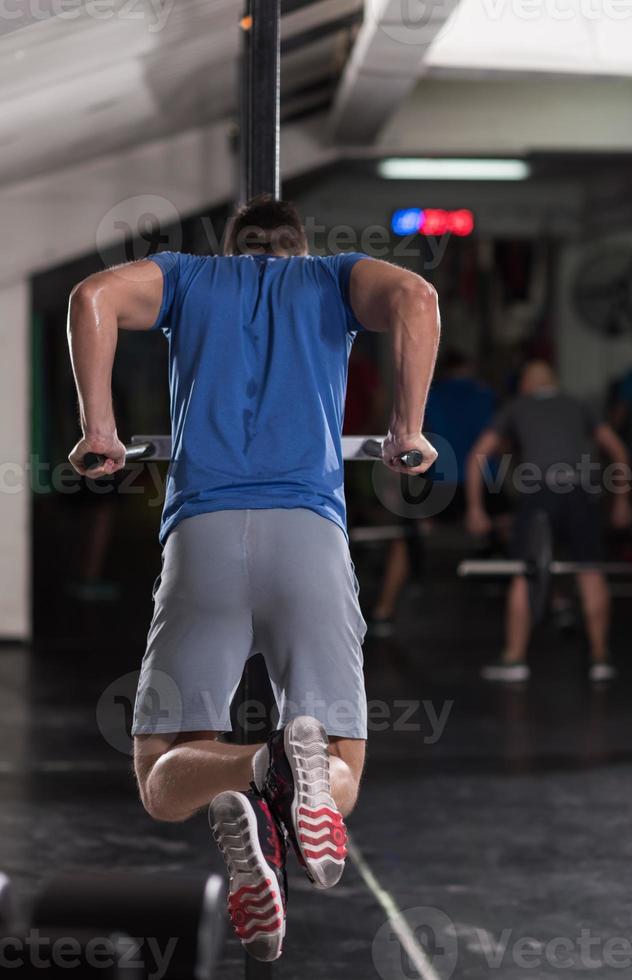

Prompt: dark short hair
[223,194,308,256]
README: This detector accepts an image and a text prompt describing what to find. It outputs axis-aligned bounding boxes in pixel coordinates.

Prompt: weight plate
[527,510,553,624]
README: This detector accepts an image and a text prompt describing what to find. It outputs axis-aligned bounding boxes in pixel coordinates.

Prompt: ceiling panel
[0,0,361,187]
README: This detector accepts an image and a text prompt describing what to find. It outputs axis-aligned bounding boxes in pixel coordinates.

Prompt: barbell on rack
[458,511,632,623]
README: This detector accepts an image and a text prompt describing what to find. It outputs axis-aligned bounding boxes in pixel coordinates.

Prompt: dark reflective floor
[3,532,632,980]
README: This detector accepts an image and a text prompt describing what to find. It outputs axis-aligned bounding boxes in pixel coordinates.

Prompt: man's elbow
[390,277,439,325]
[67,277,106,334]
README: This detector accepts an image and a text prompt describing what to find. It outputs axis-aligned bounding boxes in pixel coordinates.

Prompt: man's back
[149,251,367,543]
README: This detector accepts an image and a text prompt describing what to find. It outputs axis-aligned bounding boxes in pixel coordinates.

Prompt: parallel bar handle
[361,439,424,468]
[83,442,155,472]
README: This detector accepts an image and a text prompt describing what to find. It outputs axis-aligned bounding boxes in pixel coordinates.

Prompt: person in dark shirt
[466,360,631,683]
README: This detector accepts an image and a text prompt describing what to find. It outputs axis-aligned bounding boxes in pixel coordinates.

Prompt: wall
[0,280,30,639]
[557,232,632,407]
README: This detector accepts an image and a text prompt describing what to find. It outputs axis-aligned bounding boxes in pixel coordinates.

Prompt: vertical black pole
[238,5,281,975]
[240,0,281,202]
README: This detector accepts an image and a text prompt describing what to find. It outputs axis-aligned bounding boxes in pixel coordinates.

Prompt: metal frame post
[240,0,281,202]
[236,0,283,749]
[237,9,281,973]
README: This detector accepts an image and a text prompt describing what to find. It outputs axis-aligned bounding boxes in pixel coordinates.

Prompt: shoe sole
[209,791,285,962]
[284,716,347,890]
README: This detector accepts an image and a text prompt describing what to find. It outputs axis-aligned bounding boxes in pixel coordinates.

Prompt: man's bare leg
[504,575,531,663]
[329,737,366,817]
[576,570,611,662]
[135,730,366,823]
[372,539,410,620]
[134,732,263,823]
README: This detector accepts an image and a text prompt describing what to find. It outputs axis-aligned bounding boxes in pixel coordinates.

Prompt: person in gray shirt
[466,360,631,683]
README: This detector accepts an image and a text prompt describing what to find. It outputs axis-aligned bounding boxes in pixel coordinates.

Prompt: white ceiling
[426,0,632,77]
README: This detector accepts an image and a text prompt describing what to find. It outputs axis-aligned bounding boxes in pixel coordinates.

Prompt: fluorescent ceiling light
[426,0,632,76]
[378,158,530,181]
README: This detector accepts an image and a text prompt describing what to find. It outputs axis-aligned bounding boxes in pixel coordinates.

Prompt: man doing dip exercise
[67,196,440,961]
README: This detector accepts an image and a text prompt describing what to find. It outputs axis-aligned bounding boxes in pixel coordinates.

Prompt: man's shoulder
[148,250,214,273]
[310,252,371,269]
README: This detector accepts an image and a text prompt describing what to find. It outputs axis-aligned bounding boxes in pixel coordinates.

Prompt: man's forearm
[466,451,486,511]
[389,282,440,437]
[67,282,118,439]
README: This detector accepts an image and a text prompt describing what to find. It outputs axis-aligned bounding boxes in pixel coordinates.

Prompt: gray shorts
[132,508,368,740]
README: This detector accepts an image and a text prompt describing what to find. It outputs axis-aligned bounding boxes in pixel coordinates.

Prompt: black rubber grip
[361,439,424,467]
[399,450,424,468]
[83,452,105,471]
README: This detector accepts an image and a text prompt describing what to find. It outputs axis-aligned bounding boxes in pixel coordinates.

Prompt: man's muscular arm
[67,261,164,476]
[349,259,440,473]
[594,423,632,528]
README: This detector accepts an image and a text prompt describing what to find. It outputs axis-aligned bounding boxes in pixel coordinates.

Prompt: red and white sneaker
[255,716,348,890]
[209,789,287,961]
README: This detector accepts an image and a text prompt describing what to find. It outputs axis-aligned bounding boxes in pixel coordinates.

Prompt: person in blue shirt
[370,350,497,634]
[424,350,496,486]
[67,195,440,961]
[611,369,632,455]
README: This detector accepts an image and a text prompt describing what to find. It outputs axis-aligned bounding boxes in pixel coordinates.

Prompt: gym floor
[2,521,631,980]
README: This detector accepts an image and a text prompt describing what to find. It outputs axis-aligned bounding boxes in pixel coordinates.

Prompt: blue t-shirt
[618,371,632,406]
[148,251,369,545]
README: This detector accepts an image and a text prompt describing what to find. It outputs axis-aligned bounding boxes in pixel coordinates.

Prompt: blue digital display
[390,208,423,236]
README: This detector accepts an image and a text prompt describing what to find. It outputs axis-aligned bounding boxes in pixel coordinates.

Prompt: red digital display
[420,209,474,237]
